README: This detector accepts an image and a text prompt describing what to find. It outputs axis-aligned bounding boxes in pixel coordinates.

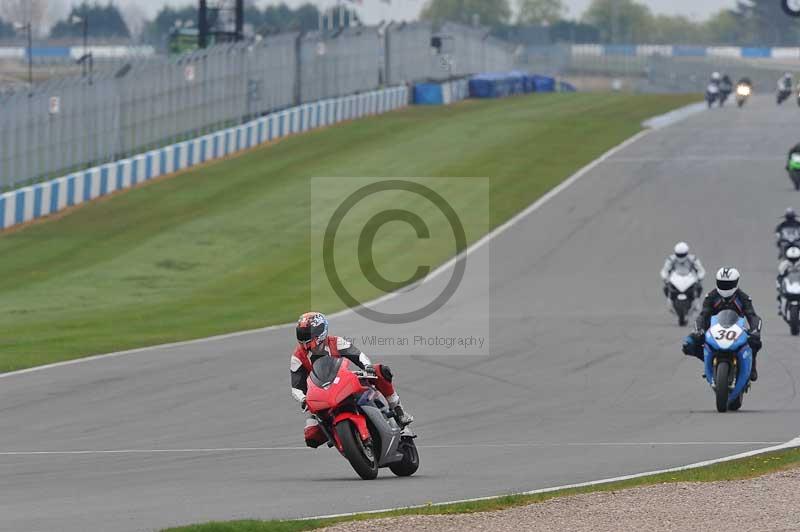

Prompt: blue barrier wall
[741,47,771,58]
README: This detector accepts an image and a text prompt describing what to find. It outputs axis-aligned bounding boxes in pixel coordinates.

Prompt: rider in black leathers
[776,208,800,257]
[683,268,762,381]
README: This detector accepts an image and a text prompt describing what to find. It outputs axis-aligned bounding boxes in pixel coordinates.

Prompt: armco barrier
[567,44,800,60]
[0,86,408,232]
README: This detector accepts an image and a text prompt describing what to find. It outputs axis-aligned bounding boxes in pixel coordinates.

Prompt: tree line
[421,0,800,45]
[0,1,325,44]
[0,0,797,46]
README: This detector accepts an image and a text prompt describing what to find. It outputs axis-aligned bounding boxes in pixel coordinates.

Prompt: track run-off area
[2,94,800,531]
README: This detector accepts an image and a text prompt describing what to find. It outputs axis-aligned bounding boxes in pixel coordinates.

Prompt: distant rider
[787,145,800,171]
[778,246,800,280]
[660,242,705,299]
[683,268,762,381]
[776,207,800,256]
[720,74,733,96]
[777,247,800,313]
[290,312,414,447]
[779,72,793,93]
[710,71,721,87]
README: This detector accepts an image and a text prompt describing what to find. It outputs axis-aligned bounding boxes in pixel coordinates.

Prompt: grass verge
[162,446,800,532]
[0,93,697,371]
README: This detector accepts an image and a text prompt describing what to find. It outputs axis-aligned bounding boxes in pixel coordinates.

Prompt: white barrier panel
[0,47,25,59]
[69,45,156,60]
[571,44,603,57]
[636,45,673,57]
[772,47,800,60]
[707,47,741,58]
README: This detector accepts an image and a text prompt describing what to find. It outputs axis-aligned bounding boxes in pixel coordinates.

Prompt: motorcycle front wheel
[715,361,731,413]
[790,306,800,336]
[335,420,379,480]
[389,437,420,477]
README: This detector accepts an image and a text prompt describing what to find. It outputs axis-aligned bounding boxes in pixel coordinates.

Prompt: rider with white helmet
[779,246,800,278]
[683,268,763,381]
[779,72,793,92]
[777,247,800,313]
[660,241,705,298]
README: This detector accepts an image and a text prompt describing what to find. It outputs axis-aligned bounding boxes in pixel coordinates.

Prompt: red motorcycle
[305,357,419,480]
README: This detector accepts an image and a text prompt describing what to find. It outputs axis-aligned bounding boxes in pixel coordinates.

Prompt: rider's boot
[392,402,414,426]
[751,353,758,382]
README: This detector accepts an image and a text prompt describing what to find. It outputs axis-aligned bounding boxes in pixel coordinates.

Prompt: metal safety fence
[0,23,514,190]
[516,44,800,93]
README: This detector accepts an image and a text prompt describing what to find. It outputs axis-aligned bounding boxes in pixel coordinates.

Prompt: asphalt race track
[2,95,800,532]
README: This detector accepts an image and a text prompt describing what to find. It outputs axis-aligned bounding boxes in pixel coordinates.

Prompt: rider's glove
[300,399,308,412]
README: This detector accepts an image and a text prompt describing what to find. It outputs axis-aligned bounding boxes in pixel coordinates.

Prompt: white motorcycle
[779,270,800,335]
[706,83,720,108]
[667,267,700,326]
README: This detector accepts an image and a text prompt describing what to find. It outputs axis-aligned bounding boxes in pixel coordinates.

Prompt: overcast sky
[48,0,739,27]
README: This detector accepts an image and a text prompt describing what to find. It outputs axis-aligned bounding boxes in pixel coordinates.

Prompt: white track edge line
[0,129,652,380]
[301,435,800,522]
[0,441,783,456]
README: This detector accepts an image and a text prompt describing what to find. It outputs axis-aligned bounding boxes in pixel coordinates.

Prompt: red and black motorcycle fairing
[305,356,418,479]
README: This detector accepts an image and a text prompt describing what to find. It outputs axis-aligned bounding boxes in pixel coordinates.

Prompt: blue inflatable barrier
[413,83,444,105]
[418,71,573,104]
[532,75,556,92]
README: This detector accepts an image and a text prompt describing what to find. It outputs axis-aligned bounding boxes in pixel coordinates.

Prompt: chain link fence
[0,23,514,190]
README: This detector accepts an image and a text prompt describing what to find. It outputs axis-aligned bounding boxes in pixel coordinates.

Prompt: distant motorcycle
[719,82,732,107]
[778,87,792,105]
[667,267,700,326]
[788,153,800,190]
[778,225,800,257]
[735,83,751,108]
[706,83,720,108]
[778,271,800,335]
[702,310,754,413]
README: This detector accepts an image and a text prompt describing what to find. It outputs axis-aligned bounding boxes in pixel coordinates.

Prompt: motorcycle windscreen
[310,356,343,388]
[781,227,800,241]
[785,271,800,294]
[715,309,740,328]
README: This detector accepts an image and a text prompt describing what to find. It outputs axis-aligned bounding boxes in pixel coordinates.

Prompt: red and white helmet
[296,312,329,350]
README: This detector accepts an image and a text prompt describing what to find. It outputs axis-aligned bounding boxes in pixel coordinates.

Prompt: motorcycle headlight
[736,86,751,96]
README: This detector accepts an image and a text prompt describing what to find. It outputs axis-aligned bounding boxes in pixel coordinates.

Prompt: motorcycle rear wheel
[389,437,420,477]
[715,361,731,413]
[335,421,379,480]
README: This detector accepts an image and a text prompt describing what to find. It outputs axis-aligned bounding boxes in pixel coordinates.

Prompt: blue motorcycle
[703,310,753,412]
